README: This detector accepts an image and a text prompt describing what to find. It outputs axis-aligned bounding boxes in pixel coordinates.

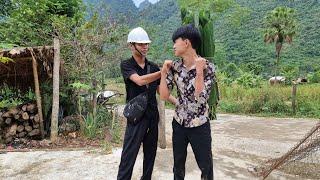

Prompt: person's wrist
[161,70,167,76]
[196,68,204,75]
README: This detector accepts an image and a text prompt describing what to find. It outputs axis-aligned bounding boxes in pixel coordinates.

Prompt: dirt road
[1,110,319,180]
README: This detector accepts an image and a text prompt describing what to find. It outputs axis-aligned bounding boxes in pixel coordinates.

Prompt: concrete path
[1,110,319,180]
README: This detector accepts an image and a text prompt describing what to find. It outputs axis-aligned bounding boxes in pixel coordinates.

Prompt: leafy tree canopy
[0,0,83,46]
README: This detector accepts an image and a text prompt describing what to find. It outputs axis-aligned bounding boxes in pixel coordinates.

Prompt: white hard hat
[127,27,151,43]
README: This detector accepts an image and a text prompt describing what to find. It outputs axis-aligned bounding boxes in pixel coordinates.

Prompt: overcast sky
[132,0,161,7]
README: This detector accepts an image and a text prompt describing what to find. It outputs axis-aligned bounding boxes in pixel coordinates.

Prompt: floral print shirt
[166,59,215,128]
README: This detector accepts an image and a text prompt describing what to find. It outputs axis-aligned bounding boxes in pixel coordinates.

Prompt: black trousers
[117,108,159,180]
[172,120,214,180]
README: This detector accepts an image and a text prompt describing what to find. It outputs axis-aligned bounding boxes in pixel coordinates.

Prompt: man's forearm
[142,71,161,84]
[195,71,205,97]
[159,73,170,100]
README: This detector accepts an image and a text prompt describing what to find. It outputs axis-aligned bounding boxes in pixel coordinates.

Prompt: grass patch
[218,83,320,118]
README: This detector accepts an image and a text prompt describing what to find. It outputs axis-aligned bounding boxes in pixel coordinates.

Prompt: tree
[56,5,128,124]
[0,0,83,46]
[263,6,297,75]
[0,0,13,18]
[0,0,84,140]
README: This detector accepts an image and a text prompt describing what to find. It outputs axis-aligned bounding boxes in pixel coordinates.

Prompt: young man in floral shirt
[159,24,215,180]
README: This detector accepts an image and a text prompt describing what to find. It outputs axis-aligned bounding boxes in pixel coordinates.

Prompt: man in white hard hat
[117,27,176,180]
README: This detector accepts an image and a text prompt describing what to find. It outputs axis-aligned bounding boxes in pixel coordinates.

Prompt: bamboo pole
[29,49,45,138]
[50,38,60,142]
[157,98,166,149]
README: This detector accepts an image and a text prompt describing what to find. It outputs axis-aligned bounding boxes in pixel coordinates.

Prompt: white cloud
[148,0,160,3]
[132,0,161,7]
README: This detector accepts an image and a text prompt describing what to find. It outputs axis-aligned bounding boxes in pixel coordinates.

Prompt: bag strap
[146,65,150,89]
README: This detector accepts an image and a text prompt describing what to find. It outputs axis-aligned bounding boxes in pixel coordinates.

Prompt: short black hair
[172,24,201,50]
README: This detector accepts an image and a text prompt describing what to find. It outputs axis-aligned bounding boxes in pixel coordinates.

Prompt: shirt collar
[175,59,196,72]
[130,56,149,69]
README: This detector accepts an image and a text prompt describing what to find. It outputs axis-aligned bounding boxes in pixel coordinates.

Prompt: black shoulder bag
[123,65,150,125]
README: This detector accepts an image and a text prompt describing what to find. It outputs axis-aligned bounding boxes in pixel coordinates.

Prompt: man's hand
[195,57,206,74]
[161,60,173,74]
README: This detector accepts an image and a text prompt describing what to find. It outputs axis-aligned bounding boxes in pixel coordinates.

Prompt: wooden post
[157,98,166,149]
[51,38,60,142]
[111,105,117,130]
[92,79,97,123]
[29,48,45,139]
[292,81,297,115]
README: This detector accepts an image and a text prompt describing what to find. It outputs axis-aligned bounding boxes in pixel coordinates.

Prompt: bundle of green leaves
[0,84,35,109]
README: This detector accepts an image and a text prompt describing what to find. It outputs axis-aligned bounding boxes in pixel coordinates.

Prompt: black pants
[172,120,214,180]
[117,109,159,180]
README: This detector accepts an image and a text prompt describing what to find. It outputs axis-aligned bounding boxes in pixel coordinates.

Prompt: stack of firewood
[0,103,41,144]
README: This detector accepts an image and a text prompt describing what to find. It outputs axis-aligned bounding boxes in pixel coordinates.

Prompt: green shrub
[308,71,320,83]
[296,87,320,118]
[281,65,299,84]
[83,113,98,139]
[82,105,122,143]
[0,84,35,109]
[297,101,319,117]
[263,98,290,113]
[217,71,234,85]
[218,101,242,113]
[224,63,241,79]
[25,88,36,102]
[242,93,265,113]
[240,62,263,75]
[0,99,23,109]
[236,72,263,88]
[96,106,113,127]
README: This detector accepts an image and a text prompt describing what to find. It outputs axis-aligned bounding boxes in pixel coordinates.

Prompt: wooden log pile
[0,103,41,144]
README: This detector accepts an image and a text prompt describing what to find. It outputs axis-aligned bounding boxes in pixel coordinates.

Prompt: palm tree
[264,6,297,75]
